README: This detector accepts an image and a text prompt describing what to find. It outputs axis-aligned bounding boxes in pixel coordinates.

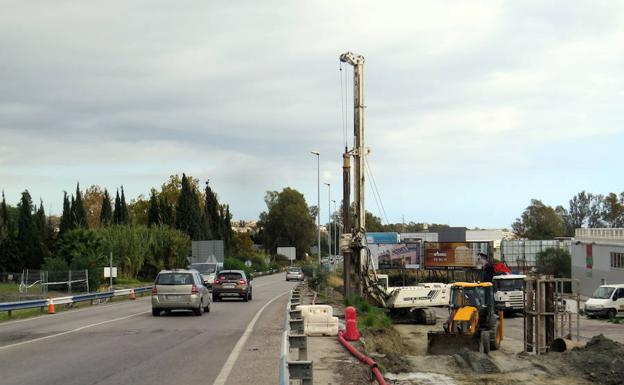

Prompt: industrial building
[571,228,624,296]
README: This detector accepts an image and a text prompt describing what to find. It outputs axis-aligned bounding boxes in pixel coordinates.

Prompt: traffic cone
[48,298,56,314]
[129,289,136,300]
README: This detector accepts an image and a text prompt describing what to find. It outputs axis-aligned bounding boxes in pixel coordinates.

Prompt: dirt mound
[549,334,624,385]
[362,327,413,373]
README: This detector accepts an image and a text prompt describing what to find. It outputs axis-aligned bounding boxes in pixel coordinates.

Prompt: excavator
[427,282,504,354]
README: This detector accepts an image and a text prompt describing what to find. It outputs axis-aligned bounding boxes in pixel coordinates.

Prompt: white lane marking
[0,297,150,327]
[212,290,290,385]
[0,311,148,351]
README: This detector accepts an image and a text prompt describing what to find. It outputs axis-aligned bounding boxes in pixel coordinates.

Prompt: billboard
[369,243,420,269]
[424,242,491,270]
[366,232,399,245]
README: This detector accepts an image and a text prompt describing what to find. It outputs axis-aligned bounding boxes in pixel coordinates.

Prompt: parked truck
[492,274,526,313]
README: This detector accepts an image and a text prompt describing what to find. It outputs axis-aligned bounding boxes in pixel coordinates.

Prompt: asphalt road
[0,273,296,385]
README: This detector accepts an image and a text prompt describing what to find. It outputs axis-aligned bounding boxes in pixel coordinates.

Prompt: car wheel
[243,292,249,302]
[607,308,617,319]
[194,303,204,316]
[152,308,161,317]
[212,293,219,302]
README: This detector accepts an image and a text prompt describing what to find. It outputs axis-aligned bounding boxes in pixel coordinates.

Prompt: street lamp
[324,182,331,261]
[331,199,337,257]
[311,151,320,266]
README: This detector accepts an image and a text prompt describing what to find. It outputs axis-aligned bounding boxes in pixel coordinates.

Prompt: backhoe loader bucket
[427,331,480,355]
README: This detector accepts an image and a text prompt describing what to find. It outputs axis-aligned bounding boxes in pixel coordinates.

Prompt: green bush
[345,295,392,330]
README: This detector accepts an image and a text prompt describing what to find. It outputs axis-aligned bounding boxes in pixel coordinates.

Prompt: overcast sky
[1,1,623,228]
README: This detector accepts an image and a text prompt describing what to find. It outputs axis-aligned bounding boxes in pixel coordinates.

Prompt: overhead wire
[366,157,391,226]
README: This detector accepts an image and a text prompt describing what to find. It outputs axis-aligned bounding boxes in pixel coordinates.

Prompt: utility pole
[340,51,366,295]
[311,151,321,266]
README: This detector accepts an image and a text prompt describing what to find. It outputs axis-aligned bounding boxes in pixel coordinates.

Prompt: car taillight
[239,279,246,285]
[151,286,157,295]
[191,284,199,294]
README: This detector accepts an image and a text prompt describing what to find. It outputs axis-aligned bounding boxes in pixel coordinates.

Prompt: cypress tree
[0,191,9,236]
[119,186,129,224]
[204,180,220,239]
[147,189,160,227]
[59,192,73,236]
[100,189,113,227]
[113,189,122,224]
[35,201,50,259]
[17,190,42,269]
[159,196,174,226]
[73,183,88,228]
[175,174,201,240]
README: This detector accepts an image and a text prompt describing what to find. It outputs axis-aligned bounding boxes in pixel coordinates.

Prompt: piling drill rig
[339,52,449,324]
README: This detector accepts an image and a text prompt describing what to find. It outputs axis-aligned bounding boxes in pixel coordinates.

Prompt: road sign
[277,247,296,261]
[104,267,117,278]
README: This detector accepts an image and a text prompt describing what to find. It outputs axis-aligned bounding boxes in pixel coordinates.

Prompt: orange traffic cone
[48,298,56,314]
[129,289,136,300]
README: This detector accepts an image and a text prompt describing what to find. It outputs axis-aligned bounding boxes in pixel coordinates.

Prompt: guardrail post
[8,310,11,318]
[289,333,308,360]
[290,302,300,311]
[288,361,313,385]
[289,318,304,334]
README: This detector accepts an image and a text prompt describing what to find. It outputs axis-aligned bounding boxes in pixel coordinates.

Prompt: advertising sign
[424,242,491,270]
[378,243,420,269]
[366,232,399,245]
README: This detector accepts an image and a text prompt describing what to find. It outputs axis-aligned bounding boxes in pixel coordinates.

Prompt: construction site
[296,51,624,385]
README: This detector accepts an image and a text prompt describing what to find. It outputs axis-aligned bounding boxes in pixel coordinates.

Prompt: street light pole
[331,199,336,257]
[311,151,321,266]
[324,182,331,261]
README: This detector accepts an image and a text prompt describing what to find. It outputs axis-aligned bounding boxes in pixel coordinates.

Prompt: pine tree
[119,186,129,224]
[175,174,202,240]
[0,191,20,272]
[147,189,161,227]
[113,189,122,225]
[17,190,42,269]
[73,183,88,228]
[59,192,73,236]
[100,189,113,227]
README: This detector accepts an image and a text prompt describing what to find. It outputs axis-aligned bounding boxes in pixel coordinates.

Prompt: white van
[584,284,624,319]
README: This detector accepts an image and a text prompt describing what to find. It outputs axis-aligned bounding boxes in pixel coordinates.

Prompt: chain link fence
[0,270,89,302]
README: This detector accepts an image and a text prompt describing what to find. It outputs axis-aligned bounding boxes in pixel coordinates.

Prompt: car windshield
[219,272,243,281]
[494,279,524,291]
[592,287,615,299]
[288,267,301,273]
[191,264,216,274]
[156,273,193,285]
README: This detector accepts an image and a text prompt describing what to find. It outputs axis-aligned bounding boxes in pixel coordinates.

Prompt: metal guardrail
[0,287,152,317]
[279,284,312,385]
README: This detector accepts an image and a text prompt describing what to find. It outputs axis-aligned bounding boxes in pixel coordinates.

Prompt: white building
[572,228,624,296]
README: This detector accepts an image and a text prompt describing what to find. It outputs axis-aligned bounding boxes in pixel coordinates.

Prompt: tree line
[0,174,236,289]
[512,190,624,239]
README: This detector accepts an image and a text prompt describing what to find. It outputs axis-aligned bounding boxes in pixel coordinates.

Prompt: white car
[584,284,624,319]
[286,267,304,281]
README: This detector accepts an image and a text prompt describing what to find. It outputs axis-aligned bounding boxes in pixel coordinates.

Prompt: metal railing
[279,284,313,385]
[0,287,152,318]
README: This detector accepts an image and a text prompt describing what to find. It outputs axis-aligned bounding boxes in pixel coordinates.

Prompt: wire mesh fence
[0,270,89,302]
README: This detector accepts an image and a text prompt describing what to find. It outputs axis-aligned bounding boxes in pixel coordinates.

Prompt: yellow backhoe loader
[427,282,504,354]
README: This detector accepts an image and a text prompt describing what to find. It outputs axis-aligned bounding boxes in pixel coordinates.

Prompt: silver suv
[151,269,211,316]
